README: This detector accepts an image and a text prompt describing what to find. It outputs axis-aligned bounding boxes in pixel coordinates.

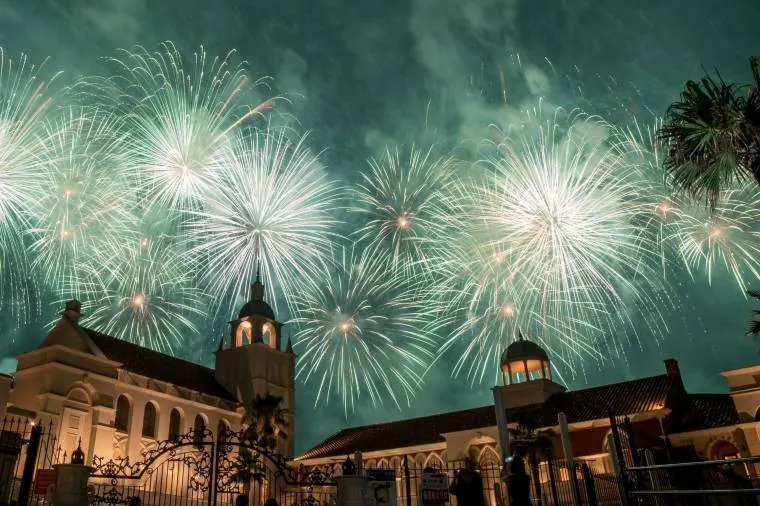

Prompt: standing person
[449,458,485,506]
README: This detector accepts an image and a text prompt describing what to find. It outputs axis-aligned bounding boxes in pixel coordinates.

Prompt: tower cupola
[224,265,282,350]
[500,331,552,385]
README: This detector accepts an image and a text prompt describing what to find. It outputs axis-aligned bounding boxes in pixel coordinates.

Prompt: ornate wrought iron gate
[89,427,336,506]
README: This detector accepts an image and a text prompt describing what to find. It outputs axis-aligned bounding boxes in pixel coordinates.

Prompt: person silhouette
[449,458,485,506]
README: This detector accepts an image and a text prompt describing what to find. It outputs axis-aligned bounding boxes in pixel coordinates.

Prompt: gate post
[50,463,94,506]
[209,435,217,506]
[403,455,412,506]
[608,414,633,506]
[17,422,41,506]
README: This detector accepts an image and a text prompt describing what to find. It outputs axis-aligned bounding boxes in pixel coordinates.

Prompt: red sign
[34,469,57,495]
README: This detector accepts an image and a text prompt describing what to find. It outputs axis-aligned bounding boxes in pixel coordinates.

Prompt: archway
[710,440,740,460]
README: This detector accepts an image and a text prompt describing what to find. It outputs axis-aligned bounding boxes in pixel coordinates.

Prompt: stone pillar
[89,406,116,464]
[336,475,369,506]
[49,464,94,506]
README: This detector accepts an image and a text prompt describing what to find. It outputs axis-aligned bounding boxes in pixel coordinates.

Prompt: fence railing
[0,416,64,506]
[367,456,623,506]
[622,454,760,506]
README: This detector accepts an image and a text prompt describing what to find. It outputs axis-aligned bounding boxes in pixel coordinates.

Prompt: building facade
[0,272,295,470]
[296,337,760,505]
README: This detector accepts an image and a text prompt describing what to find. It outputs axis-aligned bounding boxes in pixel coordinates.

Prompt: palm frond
[659,58,760,206]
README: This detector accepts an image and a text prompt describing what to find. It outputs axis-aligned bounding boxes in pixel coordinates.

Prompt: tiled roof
[540,375,675,424]
[297,405,498,461]
[298,375,676,460]
[82,328,238,403]
[675,393,739,432]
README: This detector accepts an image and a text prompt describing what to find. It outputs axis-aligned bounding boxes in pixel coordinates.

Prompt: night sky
[0,0,759,454]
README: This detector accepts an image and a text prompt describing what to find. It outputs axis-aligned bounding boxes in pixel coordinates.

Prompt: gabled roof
[81,328,238,403]
[298,374,678,461]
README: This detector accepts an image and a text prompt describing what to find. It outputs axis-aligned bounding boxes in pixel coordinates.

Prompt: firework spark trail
[87,41,275,218]
[292,245,440,414]
[28,108,137,298]
[431,109,672,384]
[77,238,206,353]
[186,128,339,317]
[618,120,760,292]
[350,146,459,281]
[0,49,60,324]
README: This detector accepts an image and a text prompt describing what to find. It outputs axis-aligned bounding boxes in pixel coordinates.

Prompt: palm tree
[658,57,760,207]
[231,394,291,499]
[748,289,760,337]
[242,393,290,450]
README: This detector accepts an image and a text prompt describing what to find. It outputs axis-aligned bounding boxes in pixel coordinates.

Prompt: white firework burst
[187,128,339,317]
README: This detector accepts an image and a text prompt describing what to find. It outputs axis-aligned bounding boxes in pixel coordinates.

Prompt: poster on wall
[365,469,397,506]
[421,471,449,506]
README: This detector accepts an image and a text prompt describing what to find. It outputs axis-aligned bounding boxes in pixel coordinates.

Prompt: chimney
[63,300,82,323]
[664,358,680,379]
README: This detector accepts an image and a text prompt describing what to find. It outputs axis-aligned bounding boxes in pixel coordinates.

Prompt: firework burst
[28,108,136,296]
[292,246,439,414]
[433,110,670,383]
[187,128,338,316]
[619,120,760,291]
[350,146,459,279]
[92,41,274,217]
[0,49,60,323]
[78,238,206,353]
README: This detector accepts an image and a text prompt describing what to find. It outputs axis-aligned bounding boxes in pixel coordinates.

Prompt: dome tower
[500,331,553,385]
[214,264,296,457]
[495,330,565,410]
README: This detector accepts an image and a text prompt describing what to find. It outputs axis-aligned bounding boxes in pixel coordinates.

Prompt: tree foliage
[748,289,760,337]
[658,57,760,207]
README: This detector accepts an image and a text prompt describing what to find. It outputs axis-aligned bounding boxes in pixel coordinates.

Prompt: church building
[296,336,760,504]
[0,271,296,466]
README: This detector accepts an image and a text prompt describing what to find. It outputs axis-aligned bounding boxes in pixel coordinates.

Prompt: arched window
[754,407,760,422]
[236,322,252,347]
[217,419,230,439]
[262,322,276,348]
[169,408,182,441]
[114,395,130,432]
[142,402,157,438]
[193,414,207,448]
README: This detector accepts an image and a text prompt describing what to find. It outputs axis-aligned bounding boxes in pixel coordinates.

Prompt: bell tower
[497,331,565,410]
[215,267,296,457]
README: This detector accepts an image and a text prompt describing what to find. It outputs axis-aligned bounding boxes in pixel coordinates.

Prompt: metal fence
[372,456,622,506]
[609,414,760,505]
[0,416,63,506]
[622,454,760,506]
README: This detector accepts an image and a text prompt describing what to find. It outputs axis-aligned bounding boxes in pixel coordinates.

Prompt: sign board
[365,479,396,506]
[364,469,397,506]
[366,468,396,481]
[34,469,57,495]
[421,472,448,506]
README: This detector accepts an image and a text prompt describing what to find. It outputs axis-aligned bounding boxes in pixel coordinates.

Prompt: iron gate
[89,427,336,506]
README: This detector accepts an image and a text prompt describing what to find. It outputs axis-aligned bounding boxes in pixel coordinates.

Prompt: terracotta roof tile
[298,375,675,460]
[82,327,238,403]
[541,375,674,424]
[675,394,739,431]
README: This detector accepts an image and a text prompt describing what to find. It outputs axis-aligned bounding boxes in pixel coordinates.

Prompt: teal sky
[0,0,759,453]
